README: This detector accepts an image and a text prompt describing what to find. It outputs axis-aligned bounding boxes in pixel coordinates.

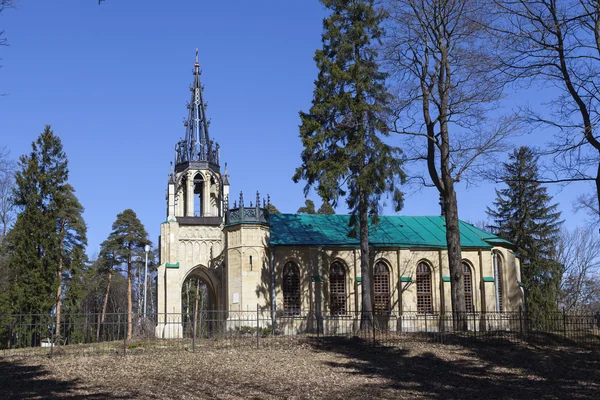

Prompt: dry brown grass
[1,337,598,399]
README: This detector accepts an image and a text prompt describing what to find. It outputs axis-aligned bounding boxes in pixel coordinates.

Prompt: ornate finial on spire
[239,191,244,207]
[195,48,199,68]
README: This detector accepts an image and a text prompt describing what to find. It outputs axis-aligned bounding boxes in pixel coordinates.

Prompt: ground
[1,338,598,399]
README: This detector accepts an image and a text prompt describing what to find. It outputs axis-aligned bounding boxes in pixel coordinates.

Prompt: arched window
[463,262,474,313]
[283,261,301,316]
[193,173,204,216]
[416,262,433,313]
[494,251,504,312]
[374,261,390,314]
[329,262,346,315]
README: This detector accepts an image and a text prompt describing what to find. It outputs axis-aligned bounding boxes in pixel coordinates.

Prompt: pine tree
[267,203,281,215]
[487,147,563,320]
[99,209,150,341]
[53,185,87,343]
[293,0,405,328]
[297,199,317,214]
[317,201,335,215]
[1,127,86,316]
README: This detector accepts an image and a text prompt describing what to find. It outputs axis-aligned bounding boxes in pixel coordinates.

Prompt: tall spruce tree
[99,209,150,341]
[487,147,563,320]
[1,126,86,321]
[293,0,405,328]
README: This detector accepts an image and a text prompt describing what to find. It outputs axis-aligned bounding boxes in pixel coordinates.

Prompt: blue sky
[0,0,591,256]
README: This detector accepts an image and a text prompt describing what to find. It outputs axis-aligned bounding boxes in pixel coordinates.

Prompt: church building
[155,55,523,338]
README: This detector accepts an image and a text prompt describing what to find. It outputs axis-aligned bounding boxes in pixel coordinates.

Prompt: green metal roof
[269,214,511,249]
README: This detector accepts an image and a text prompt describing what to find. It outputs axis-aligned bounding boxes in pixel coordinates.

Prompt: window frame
[282,261,301,316]
[462,261,474,313]
[416,262,433,314]
[329,261,347,316]
[374,261,391,314]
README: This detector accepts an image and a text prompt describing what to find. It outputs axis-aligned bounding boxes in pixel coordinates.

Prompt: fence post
[519,306,523,340]
[50,317,54,359]
[562,307,567,339]
[425,312,428,343]
[123,313,127,356]
[256,304,260,350]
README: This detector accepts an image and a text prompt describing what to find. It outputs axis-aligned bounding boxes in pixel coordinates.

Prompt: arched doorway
[181,265,220,338]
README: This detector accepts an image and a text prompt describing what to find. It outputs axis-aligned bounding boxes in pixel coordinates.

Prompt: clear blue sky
[0,0,591,257]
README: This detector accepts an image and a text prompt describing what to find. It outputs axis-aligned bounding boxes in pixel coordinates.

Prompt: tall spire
[174,49,219,168]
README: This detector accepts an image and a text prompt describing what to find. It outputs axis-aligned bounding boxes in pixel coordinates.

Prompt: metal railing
[1,309,598,357]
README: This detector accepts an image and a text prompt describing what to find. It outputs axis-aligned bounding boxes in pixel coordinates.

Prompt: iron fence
[1,309,598,357]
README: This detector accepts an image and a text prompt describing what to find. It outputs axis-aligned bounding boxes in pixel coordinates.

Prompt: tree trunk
[193,279,200,339]
[55,253,63,346]
[127,249,132,342]
[443,180,467,330]
[97,269,112,341]
[359,190,373,330]
[55,220,66,346]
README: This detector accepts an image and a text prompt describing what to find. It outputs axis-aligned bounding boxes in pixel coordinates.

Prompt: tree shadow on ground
[0,358,130,399]
[306,336,600,399]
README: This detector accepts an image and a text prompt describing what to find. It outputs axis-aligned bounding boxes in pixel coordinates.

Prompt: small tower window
[283,261,301,316]
[193,173,204,217]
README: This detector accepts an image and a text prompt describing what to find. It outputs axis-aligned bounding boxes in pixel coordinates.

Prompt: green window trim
[166,262,180,269]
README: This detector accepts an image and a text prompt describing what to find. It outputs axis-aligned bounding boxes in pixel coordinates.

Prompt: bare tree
[492,0,600,223]
[557,226,600,311]
[0,146,15,240]
[0,1,16,54]
[384,0,518,328]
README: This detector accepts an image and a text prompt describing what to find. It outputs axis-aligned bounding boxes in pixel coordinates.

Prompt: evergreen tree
[293,0,405,327]
[317,201,335,215]
[297,199,317,214]
[1,126,86,319]
[267,203,281,215]
[487,147,563,320]
[99,209,150,341]
[53,185,87,343]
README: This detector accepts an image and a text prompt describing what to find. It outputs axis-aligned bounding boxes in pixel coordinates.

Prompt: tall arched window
[463,262,474,313]
[329,262,346,315]
[283,261,301,316]
[416,262,433,313]
[193,173,204,216]
[494,251,504,312]
[374,261,390,313]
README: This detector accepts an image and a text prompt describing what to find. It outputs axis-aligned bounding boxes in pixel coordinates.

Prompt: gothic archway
[181,265,220,338]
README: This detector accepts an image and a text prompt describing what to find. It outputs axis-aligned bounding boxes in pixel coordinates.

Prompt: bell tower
[166,49,230,221]
[157,50,230,338]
